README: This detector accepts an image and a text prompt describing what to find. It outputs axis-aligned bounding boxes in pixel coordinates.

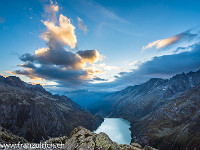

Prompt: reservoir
[94,118,131,144]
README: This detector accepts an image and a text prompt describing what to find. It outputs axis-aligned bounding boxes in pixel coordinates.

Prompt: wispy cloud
[77,17,87,33]
[142,30,198,51]
[80,0,127,23]
[44,0,59,22]
[127,60,138,66]
[71,0,132,36]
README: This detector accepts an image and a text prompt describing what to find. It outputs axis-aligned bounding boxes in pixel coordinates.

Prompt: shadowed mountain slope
[93,69,200,149]
[0,76,103,142]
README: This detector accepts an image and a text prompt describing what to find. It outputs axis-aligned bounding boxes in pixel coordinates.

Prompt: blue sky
[0,0,200,91]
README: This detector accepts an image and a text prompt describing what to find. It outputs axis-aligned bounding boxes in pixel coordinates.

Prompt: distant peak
[5,76,25,88]
[6,76,21,80]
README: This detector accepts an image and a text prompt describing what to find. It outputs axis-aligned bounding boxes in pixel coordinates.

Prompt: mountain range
[92,69,200,149]
[1,69,200,149]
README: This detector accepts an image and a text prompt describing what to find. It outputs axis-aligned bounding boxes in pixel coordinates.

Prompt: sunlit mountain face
[1,0,200,149]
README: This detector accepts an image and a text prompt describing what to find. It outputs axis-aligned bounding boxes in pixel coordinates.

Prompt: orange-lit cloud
[77,50,101,64]
[42,14,77,49]
[143,36,181,50]
[142,30,197,51]
[35,47,49,55]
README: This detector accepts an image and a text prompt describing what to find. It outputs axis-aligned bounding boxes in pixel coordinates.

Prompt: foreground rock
[0,76,103,142]
[61,126,157,150]
[1,126,157,150]
[0,127,28,144]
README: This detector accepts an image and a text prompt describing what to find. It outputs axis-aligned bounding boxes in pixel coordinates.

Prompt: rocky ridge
[0,126,157,150]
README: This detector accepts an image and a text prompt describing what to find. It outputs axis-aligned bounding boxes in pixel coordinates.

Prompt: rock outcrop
[0,127,28,144]
[61,126,157,150]
[0,126,157,150]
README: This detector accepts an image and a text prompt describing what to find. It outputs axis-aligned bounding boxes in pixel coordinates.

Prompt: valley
[89,69,200,149]
[1,70,200,149]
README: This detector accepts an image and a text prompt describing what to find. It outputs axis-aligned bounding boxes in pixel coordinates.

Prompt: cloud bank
[85,42,200,91]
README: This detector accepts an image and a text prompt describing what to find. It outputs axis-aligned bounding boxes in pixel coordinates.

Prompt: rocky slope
[0,76,103,142]
[95,70,200,120]
[0,127,28,144]
[93,69,200,149]
[132,83,200,150]
[1,126,157,150]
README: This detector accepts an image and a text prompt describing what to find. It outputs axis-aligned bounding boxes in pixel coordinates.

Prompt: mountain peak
[5,76,25,88]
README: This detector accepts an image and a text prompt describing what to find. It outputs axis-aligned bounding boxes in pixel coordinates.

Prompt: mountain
[0,76,103,142]
[94,70,200,119]
[57,90,111,109]
[132,82,200,150]
[92,69,200,149]
[1,126,157,150]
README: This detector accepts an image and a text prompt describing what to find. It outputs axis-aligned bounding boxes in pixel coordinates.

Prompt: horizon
[1,68,200,93]
[1,0,200,92]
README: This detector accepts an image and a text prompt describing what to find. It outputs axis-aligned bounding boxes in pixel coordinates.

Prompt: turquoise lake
[94,118,131,144]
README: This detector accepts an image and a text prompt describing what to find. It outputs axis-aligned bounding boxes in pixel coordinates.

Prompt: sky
[0,0,200,92]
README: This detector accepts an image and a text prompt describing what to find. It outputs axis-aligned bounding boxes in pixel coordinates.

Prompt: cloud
[20,47,101,70]
[127,60,138,66]
[42,14,77,49]
[142,30,197,51]
[93,77,108,81]
[77,50,100,63]
[13,65,89,85]
[84,42,200,91]
[75,0,127,24]
[15,43,103,85]
[44,1,59,13]
[138,44,200,75]
[91,63,121,71]
[119,72,129,76]
[11,1,104,87]
[70,0,133,36]
[77,17,87,33]
[18,61,36,69]
[44,0,59,22]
